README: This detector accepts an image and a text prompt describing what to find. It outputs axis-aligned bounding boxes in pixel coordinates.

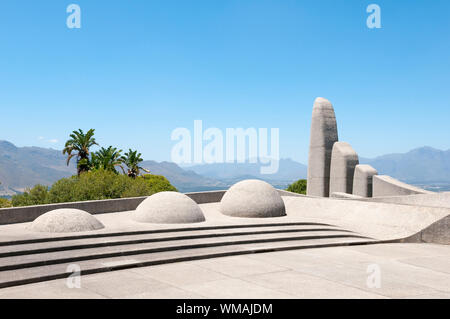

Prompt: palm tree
[63,129,98,175]
[121,149,149,178]
[91,146,124,173]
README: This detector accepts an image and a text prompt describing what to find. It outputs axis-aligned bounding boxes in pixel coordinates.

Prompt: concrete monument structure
[30,208,105,233]
[0,95,449,297]
[134,191,206,224]
[220,179,286,218]
[372,175,434,197]
[329,142,359,195]
[352,164,378,197]
[307,97,339,197]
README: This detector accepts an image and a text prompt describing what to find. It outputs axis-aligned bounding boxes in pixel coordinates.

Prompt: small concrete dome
[134,192,206,224]
[220,180,286,218]
[30,209,105,233]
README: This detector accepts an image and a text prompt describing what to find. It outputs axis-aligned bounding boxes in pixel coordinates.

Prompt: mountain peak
[0,140,18,152]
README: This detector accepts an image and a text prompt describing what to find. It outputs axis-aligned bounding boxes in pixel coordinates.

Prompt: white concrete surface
[307,97,339,197]
[0,243,448,299]
[329,142,359,195]
[0,196,448,243]
[353,164,378,197]
[220,180,286,218]
[134,192,205,224]
[29,209,104,233]
[373,175,433,197]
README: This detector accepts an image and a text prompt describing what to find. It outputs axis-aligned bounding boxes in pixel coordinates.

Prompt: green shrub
[11,170,178,207]
[11,185,50,207]
[286,179,307,195]
[0,198,12,208]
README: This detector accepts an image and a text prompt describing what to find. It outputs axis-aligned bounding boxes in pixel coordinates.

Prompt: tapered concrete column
[353,164,378,197]
[329,142,359,195]
[307,97,339,197]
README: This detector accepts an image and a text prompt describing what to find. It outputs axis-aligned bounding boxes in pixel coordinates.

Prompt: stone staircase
[0,222,377,289]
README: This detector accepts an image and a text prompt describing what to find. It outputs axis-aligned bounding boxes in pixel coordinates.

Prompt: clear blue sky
[1,0,449,164]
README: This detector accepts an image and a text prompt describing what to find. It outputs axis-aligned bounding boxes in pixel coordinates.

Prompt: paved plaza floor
[0,243,448,299]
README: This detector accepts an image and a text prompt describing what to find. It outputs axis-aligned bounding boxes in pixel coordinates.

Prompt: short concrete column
[329,142,359,195]
[352,164,378,197]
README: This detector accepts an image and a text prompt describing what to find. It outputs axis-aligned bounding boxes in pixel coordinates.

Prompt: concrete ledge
[277,189,306,197]
[0,191,228,225]
[373,175,433,197]
[362,192,450,209]
[331,192,364,199]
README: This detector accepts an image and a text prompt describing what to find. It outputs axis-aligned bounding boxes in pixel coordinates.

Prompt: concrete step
[0,236,376,289]
[0,222,333,247]
[0,230,368,270]
[0,225,349,257]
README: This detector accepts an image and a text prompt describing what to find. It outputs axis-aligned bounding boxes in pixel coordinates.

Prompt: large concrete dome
[220,180,286,218]
[30,209,105,233]
[134,192,206,224]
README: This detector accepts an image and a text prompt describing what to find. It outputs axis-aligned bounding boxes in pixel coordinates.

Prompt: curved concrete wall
[283,195,450,244]
[372,175,433,197]
[329,142,359,195]
[307,97,339,197]
[418,215,450,244]
[0,189,301,225]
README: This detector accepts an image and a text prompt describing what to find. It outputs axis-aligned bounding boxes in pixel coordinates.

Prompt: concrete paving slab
[347,243,450,259]
[192,255,288,278]
[0,279,105,299]
[0,243,447,299]
[241,270,387,299]
[246,248,448,298]
[80,270,172,299]
[128,263,228,286]
[400,256,450,274]
[123,286,205,299]
[181,278,296,299]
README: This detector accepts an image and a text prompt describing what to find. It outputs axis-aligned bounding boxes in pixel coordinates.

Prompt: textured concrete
[373,175,433,197]
[281,196,450,242]
[0,195,448,244]
[307,97,339,197]
[353,164,378,197]
[329,142,359,195]
[331,192,363,199]
[0,243,448,299]
[365,192,450,209]
[0,190,229,225]
[134,192,206,224]
[220,180,286,218]
[410,215,450,245]
[0,196,147,225]
[29,209,104,233]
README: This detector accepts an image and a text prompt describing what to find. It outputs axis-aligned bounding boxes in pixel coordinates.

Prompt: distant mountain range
[0,141,75,195]
[360,147,450,183]
[1,140,450,196]
[139,161,226,193]
[186,159,307,190]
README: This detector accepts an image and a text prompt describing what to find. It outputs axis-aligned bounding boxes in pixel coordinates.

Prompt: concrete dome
[134,192,206,224]
[220,180,286,218]
[30,209,105,233]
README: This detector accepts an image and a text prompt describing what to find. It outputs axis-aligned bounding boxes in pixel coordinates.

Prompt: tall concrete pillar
[353,164,378,197]
[307,97,339,197]
[329,142,359,195]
